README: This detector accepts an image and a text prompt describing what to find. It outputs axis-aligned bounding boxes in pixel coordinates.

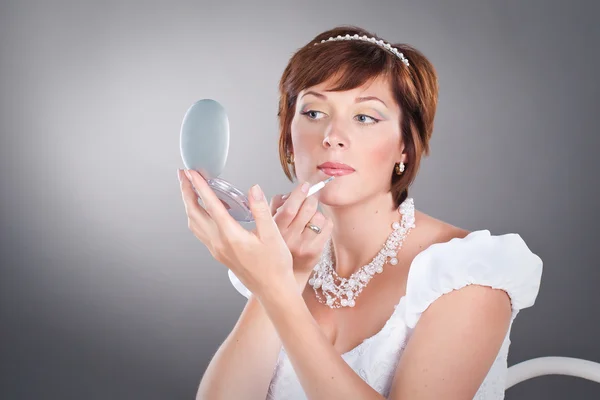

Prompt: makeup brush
[307,176,335,196]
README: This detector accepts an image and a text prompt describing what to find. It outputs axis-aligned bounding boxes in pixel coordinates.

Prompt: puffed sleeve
[404,229,543,329]
[228,269,252,299]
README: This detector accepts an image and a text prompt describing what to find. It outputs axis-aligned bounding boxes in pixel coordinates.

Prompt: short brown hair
[277,25,439,208]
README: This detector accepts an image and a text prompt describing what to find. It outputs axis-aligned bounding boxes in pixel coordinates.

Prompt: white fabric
[228,229,543,399]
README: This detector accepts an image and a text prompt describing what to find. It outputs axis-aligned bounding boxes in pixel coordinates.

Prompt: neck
[321,192,408,278]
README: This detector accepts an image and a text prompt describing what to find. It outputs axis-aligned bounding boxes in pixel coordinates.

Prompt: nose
[322,123,349,149]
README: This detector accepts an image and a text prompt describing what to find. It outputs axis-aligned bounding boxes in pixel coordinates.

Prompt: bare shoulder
[412,209,471,247]
[412,210,511,312]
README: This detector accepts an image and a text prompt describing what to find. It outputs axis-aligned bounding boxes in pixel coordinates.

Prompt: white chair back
[506,356,600,389]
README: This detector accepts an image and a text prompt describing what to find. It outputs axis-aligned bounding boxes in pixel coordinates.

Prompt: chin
[315,186,356,207]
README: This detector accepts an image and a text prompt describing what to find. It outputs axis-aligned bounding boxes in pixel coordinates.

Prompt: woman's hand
[178,168,296,297]
[269,181,334,285]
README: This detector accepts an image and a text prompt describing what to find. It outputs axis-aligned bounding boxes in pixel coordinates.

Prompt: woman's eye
[355,114,380,124]
[301,110,325,120]
[300,110,380,125]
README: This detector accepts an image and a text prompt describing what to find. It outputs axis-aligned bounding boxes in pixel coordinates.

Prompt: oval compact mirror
[180,99,254,222]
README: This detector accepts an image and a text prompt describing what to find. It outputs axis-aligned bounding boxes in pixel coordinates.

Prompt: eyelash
[300,110,381,125]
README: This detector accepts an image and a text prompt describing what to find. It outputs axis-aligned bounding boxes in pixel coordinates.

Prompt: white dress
[228,229,544,399]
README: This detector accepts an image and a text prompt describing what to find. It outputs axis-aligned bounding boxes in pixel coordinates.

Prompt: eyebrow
[300,90,388,108]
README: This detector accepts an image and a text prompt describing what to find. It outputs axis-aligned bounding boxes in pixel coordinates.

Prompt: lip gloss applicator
[307,176,335,196]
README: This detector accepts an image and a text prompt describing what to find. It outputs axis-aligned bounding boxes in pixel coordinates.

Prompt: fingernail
[177,169,182,182]
[184,170,192,180]
[251,184,264,201]
[301,182,309,193]
[281,193,290,200]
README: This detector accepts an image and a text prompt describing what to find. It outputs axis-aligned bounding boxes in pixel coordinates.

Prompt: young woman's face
[290,74,405,207]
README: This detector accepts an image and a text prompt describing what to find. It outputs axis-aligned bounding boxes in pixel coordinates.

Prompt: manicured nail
[281,193,290,200]
[177,169,182,182]
[184,170,192,180]
[251,184,264,201]
[301,182,309,193]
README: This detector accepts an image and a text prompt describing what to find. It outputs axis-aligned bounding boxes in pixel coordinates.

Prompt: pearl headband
[314,34,410,67]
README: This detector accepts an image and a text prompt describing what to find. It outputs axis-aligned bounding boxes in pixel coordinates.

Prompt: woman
[179,25,543,400]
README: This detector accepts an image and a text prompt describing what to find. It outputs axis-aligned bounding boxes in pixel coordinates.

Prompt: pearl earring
[395,161,405,175]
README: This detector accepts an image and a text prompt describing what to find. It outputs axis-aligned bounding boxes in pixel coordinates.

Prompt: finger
[248,184,279,240]
[313,216,334,245]
[306,216,333,255]
[179,169,213,234]
[185,169,239,234]
[275,181,310,228]
[289,195,319,234]
[270,193,286,216]
[301,210,326,240]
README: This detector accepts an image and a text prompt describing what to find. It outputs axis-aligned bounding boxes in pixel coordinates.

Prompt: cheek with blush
[290,137,322,182]
[366,144,396,180]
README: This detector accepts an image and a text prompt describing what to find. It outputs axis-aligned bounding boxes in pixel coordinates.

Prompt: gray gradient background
[0,0,598,399]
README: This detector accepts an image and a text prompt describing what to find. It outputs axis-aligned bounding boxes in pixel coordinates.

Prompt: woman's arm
[257,278,512,400]
[389,284,512,399]
[196,295,280,400]
[197,272,310,400]
[184,171,380,398]
[257,277,386,400]
[196,284,299,400]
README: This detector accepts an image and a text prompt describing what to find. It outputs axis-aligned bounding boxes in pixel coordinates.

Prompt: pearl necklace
[309,197,416,308]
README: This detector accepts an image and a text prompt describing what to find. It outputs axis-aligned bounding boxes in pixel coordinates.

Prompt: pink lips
[317,161,355,177]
